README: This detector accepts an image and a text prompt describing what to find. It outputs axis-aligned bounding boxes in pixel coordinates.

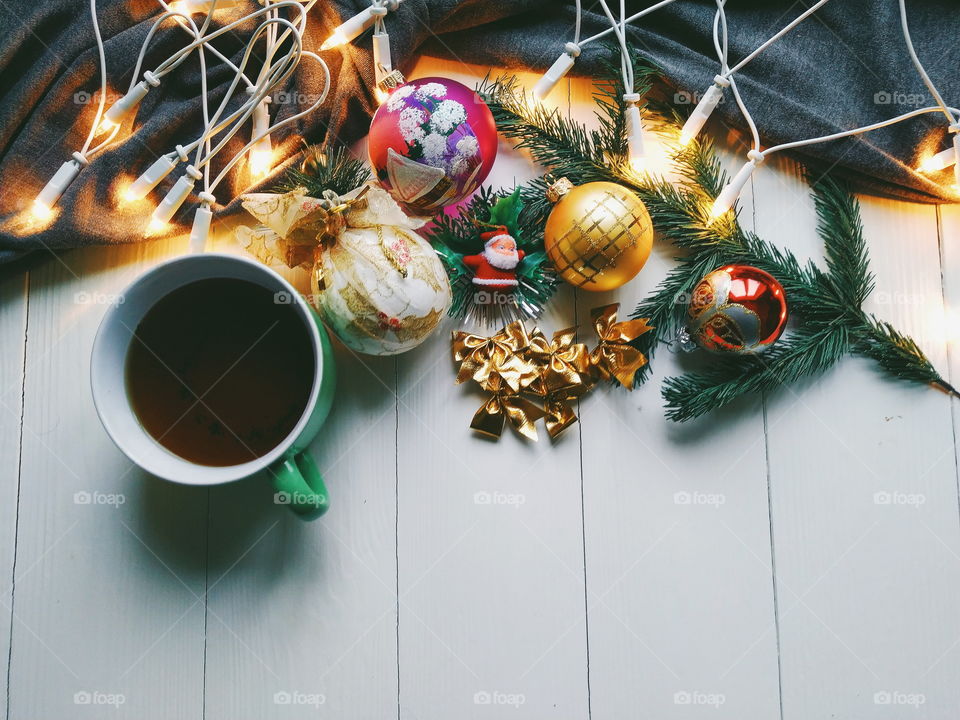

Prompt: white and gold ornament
[237,184,451,355]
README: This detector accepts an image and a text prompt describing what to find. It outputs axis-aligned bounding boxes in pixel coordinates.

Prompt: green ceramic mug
[91,253,336,520]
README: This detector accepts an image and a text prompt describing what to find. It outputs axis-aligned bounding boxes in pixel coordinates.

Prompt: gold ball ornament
[543,179,653,292]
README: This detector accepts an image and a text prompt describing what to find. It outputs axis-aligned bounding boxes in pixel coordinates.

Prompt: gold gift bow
[451,321,538,392]
[471,375,546,441]
[589,303,654,390]
[526,326,591,394]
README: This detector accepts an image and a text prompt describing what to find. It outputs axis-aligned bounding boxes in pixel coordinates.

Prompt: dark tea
[125,278,315,467]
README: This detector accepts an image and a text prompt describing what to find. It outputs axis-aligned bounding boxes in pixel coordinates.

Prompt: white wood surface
[2,57,960,720]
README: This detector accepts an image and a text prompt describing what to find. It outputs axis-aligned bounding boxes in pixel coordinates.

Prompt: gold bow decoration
[527,326,592,394]
[589,303,653,390]
[451,321,537,392]
[451,307,652,442]
[471,375,546,441]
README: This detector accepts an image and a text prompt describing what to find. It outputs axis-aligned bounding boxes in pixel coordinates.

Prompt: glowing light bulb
[678,78,728,148]
[95,116,118,136]
[708,152,763,223]
[146,218,169,236]
[919,147,955,173]
[320,30,347,51]
[30,199,53,222]
[249,147,274,180]
[320,6,381,50]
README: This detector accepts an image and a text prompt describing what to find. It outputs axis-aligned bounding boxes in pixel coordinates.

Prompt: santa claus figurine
[462,225,525,291]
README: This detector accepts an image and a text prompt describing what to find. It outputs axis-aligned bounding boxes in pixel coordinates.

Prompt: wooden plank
[754,156,960,718]
[0,265,28,720]
[396,59,589,720]
[574,124,781,716]
[202,303,400,717]
[8,239,208,718]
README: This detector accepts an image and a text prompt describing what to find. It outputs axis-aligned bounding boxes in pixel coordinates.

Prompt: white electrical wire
[578,0,679,47]
[898,0,957,127]
[207,52,330,194]
[724,0,831,78]
[80,0,118,156]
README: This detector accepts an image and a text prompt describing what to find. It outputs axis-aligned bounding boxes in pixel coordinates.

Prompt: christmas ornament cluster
[452,304,652,441]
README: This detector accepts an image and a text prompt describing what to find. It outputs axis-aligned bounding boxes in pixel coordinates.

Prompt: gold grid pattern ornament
[544,181,653,292]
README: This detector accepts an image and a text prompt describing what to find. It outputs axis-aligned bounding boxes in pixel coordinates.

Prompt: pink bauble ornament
[368,77,498,216]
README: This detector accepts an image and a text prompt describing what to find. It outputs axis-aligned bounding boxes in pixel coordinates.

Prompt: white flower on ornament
[429,100,467,134]
[386,84,416,112]
[398,107,426,143]
[415,82,448,101]
[454,135,479,158]
[450,155,469,177]
[420,132,449,162]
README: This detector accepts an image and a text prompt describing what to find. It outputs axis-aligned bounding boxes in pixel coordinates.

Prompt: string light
[709,150,762,220]
[147,165,201,236]
[248,98,274,179]
[681,0,832,148]
[320,2,393,51]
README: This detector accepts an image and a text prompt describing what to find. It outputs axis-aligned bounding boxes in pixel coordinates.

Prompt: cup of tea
[91,253,336,520]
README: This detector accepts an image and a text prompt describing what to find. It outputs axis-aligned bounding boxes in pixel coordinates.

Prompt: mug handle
[270,452,330,520]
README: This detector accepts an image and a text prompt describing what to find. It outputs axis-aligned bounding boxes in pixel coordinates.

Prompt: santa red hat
[480,225,514,248]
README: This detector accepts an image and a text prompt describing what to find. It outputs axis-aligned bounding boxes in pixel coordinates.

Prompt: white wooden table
[2,56,960,719]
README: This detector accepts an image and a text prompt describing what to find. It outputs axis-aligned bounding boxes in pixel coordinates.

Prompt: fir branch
[662,324,851,422]
[808,172,875,310]
[275,144,370,197]
[854,317,958,396]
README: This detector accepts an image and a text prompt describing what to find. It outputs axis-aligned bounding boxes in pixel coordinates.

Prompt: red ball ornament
[687,265,788,353]
[368,77,498,216]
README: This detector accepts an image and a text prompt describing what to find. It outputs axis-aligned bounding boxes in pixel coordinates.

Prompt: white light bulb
[532,51,577,101]
[624,98,646,173]
[320,6,381,51]
[710,152,763,221]
[125,155,178,203]
[679,77,728,147]
[189,205,213,253]
[31,157,85,221]
[249,100,273,180]
[147,168,199,235]
[918,147,956,173]
[98,80,152,135]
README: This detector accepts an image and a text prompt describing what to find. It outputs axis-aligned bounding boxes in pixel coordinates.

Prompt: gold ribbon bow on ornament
[471,374,547,442]
[589,304,653,390]
[451,321,538,392]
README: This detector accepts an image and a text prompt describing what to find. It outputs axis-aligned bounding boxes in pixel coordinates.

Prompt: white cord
[579,0,679,47]
[207,52,331,194]
[898,0,957,127]
[80,0,114,156]
[725,0,831,78]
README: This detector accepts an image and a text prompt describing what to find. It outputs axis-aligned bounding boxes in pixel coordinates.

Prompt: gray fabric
[0,0,957,261]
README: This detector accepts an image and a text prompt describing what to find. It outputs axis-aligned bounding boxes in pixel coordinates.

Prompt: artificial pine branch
[275,144,371,197]
[480,50,955,419]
